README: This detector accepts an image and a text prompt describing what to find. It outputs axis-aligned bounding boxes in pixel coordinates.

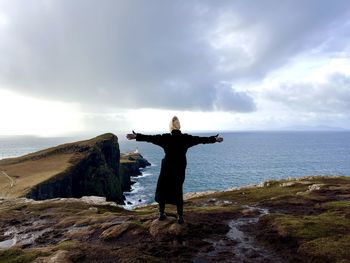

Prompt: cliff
[0,175,349,262]
[120,152,151,191]
[0,133,125,203]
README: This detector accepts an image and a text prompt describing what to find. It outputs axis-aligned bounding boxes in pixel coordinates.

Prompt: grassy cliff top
[0,133,118,198]
[120,152,146,164]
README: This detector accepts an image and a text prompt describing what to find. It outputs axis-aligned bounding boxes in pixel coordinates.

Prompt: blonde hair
[169,116,181,131]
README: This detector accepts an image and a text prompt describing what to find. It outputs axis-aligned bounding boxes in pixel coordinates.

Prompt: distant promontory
[0,133,150,204]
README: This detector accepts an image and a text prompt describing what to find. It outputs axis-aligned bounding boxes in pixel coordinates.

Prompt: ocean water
[1,132,350,207]
[120,131,350,206]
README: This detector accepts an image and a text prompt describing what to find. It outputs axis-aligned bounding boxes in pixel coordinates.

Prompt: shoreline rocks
[119,152,151,192]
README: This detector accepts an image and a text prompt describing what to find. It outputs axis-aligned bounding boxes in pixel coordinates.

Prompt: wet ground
[193,206,285,263]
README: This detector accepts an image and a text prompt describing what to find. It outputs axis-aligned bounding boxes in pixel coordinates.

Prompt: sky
[0,0,350,136]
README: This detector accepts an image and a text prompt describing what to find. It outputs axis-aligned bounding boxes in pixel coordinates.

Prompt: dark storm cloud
[214,84,256,112]
[0,0,349,112]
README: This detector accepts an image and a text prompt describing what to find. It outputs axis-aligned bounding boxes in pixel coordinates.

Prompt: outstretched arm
[187,134,223,148]
[126,130,165,147]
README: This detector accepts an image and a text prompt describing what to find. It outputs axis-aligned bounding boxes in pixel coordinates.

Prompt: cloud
[0,0,349,113]
[263,73,350,113]
[213,84,256,112]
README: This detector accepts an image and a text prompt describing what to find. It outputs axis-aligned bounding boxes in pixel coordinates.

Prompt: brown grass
[0,153,73,197]
[0,133,118,198]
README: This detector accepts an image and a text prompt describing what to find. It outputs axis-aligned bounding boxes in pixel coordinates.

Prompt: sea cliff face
[0,133,145,204]
[25,134,124,203]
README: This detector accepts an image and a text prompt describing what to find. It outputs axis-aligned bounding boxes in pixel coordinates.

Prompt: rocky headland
[120,152,151,192]
[0,175,349,262]
[0,133,150,204]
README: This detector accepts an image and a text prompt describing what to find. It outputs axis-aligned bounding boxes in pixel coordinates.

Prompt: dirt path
[194,206,284,263]
[0,171,15,188]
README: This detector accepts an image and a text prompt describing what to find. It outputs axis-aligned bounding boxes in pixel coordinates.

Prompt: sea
[1,132,350,208]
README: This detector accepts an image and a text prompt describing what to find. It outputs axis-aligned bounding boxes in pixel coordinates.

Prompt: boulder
[307,184,324,192]
[149,218,188,240]
[100,222,143,240]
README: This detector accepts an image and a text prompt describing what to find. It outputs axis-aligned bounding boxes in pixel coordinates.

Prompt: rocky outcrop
[119,152,151,191]
[0,133,125,203]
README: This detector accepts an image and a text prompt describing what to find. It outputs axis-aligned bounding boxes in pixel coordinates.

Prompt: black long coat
[136,130,217,205]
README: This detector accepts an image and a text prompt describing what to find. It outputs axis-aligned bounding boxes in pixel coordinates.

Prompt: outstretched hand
[126,130,137,140]
[215,134,223,143]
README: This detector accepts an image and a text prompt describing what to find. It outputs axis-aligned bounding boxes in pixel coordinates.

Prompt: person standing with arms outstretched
[126,116,223,224]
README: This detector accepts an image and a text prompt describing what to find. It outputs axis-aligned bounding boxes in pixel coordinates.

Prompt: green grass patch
[28,201,90,215]
[209,183,309,205]
[95,205,128,214]
[298,235,350,262]
[270,211,350,240]
[299,212,350,240]
[55,240,78,250]
[135,205,158,215]
[321,201,350,209]
[0,248,49,263]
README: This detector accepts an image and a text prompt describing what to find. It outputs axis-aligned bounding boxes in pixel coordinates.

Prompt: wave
[137,172,153,178]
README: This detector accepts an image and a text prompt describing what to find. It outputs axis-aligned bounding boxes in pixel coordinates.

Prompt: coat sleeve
[186,134,217,148]
[136,133,165,147]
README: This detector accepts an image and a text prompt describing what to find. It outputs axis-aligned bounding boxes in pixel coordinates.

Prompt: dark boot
[158,202,166,221]
[159,212,167,221]
[177,214,184,224]
[176,203,184,224]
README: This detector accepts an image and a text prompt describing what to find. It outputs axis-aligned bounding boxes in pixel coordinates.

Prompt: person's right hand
[215,134,223,143]
[126,130,137,140]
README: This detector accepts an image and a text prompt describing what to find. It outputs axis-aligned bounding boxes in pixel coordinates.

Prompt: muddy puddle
[0,219,52,249]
